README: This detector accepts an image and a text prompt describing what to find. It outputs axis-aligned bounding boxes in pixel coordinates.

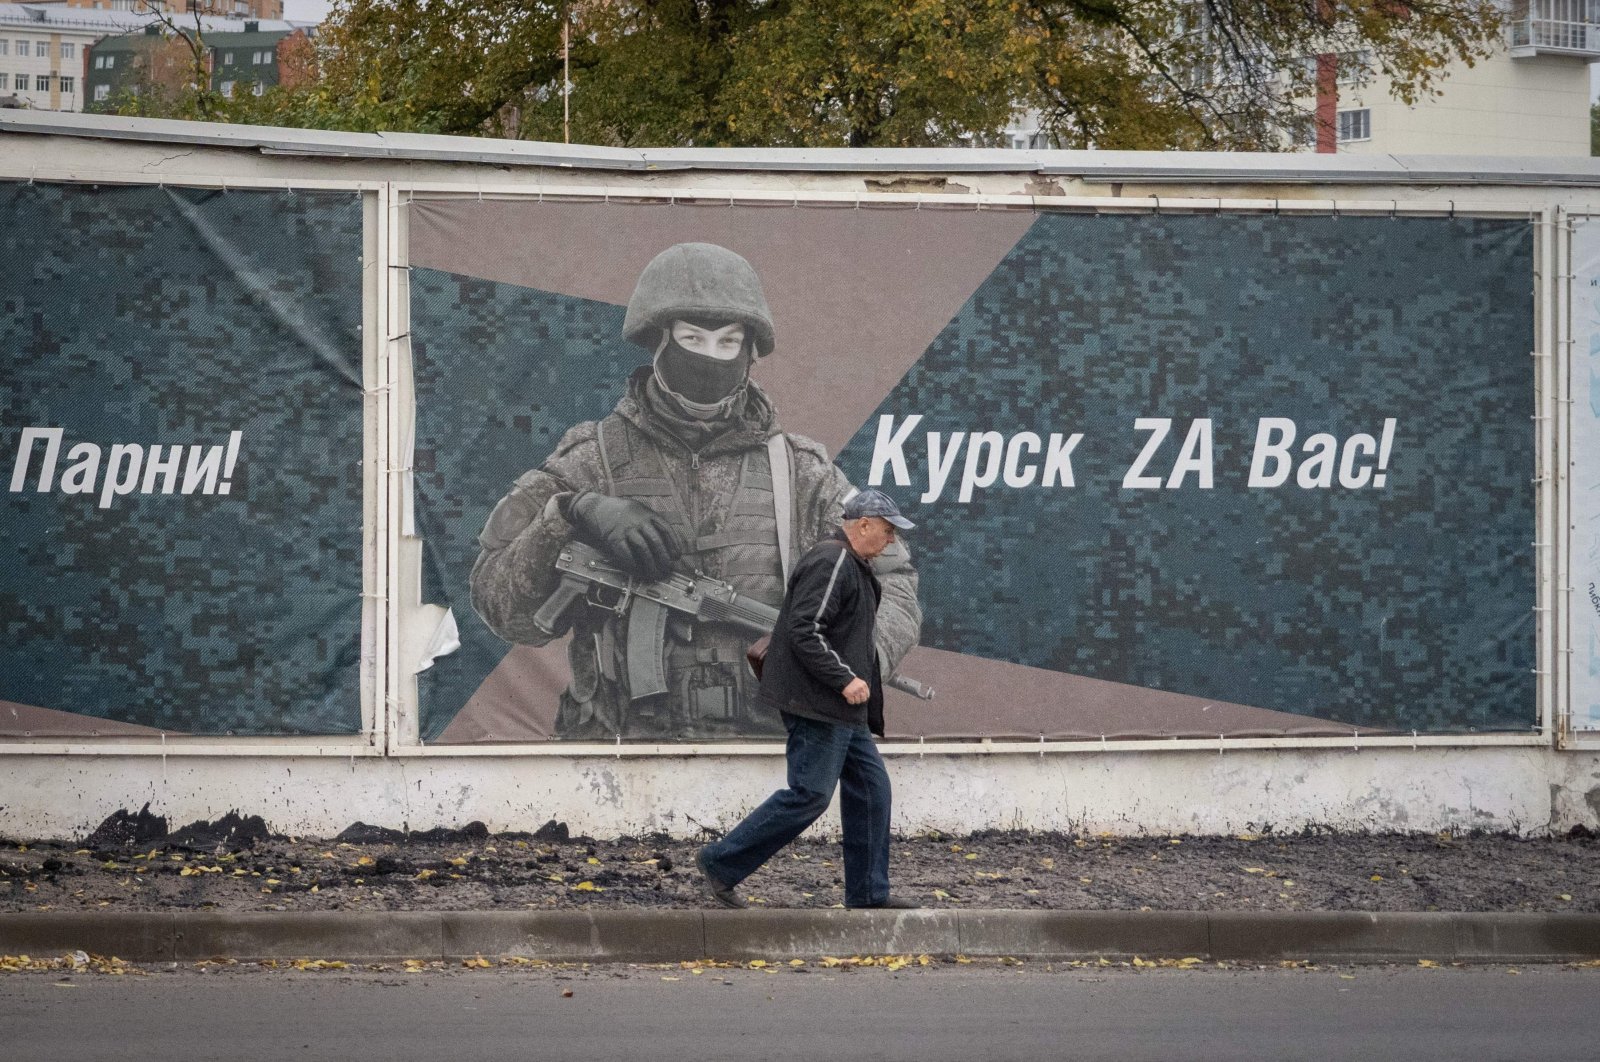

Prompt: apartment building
[1324,1,1599,155]
[84,20,303,106]
[0,3,307,111]
[2,0,284,22]
[1001,2,1600,156]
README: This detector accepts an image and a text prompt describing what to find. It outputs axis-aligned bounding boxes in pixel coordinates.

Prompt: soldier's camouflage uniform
[470,367,922,741]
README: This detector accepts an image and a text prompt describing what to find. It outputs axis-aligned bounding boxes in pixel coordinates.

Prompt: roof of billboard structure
[5,108,1600,186]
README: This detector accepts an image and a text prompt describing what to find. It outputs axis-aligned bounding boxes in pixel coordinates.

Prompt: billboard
[406,198,1536,744]
[0,182,366,737]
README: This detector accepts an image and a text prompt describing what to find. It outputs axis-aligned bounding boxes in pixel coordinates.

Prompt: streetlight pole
[562,7,570,144]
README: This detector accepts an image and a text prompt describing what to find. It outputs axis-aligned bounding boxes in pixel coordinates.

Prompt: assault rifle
[533,539,935,703]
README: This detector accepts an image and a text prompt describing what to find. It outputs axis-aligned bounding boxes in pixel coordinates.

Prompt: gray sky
[283,0,331,22]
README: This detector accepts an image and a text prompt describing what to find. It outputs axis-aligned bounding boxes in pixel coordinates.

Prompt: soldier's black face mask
[653,324,752,408]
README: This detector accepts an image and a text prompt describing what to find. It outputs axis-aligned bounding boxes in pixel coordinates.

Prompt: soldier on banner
[469,242,922,741]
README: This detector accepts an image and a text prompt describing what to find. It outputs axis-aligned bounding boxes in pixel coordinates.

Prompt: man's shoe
[696,846,746,909]
[847,895,921,910]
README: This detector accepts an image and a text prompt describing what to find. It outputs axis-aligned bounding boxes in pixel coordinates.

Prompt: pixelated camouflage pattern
[0,181,365,735]
[834,212,1535,732]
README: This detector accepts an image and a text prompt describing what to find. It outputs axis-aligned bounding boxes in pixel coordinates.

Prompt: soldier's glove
[562,491,682,581]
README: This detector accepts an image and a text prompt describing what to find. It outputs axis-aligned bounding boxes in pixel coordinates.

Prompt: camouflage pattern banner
[1,182,366,737]
[406,199,1535,744]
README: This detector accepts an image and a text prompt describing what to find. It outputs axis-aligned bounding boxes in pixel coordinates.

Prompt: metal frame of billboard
[383,183,1559,759]
[0,160,1567,757]
[0,166,388,757]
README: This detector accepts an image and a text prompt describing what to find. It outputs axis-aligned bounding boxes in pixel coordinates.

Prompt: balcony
[1507,0,1600,58]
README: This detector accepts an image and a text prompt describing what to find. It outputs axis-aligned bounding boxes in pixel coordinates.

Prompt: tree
[131,0,1509,151]
[105,8,224,121]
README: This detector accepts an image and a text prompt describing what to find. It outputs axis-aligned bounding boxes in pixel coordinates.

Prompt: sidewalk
[4,816,1599,965]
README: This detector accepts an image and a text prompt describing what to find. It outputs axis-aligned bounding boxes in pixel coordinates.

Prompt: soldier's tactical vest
[556,414,789,741]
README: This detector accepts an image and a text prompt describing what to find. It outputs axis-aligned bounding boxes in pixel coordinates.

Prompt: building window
[15,41,27,57]
[36,74,48,91]
[59,75,74,94]
[0,41,9,57]
[60,43,75,60]
[223,51,233,64]
[220,80,234,97]
[94,83,109,101]
[254,49,272,64]
[35,41,46,58]
[1337,108,1371,143]
[252,80,264,95]
[0,73,7,90]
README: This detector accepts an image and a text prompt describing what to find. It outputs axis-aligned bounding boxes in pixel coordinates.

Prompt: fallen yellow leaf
[571,880,601,892]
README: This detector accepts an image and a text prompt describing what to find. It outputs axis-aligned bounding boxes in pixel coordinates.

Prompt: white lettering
[958,431,1005,503]
[1248,418,1297,488]
[921,432,964,504]
[1372,418,1396,488]
[1296,434,1337,489]
[1003,432,1042,489]
[182,444,225,495]
[1041,433,1083,488]
[218,430,242,494]
[1338,433,1378,489]
[59,442,102,495]
[868,414,921,488]
[1123,418,1170,490]
[1167,419,1214,489]
[9,427,62,492]
[141,444,183,494]
[98,443,144,509]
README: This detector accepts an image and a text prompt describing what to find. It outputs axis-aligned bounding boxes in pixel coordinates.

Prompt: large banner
[1,182,366,737]
[408,199,1535,744]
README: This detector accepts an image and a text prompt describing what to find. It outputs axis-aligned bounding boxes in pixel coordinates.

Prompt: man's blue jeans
[700,711,892,908]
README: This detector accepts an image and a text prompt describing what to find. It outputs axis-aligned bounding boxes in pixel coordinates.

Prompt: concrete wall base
[3,746,1598,841]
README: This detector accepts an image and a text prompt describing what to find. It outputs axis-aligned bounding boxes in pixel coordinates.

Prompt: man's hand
[563,491,682,581]
[842,677,870,705]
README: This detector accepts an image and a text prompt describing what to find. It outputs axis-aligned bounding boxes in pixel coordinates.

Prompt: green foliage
[117,0,1507,151]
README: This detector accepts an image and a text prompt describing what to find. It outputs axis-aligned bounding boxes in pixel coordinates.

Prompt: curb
[4,910,1600,965]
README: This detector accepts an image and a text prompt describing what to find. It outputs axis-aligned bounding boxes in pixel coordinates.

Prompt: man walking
[697,489,919,910]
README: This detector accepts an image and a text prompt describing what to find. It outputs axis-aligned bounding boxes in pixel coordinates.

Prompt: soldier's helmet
[622,243,776,357]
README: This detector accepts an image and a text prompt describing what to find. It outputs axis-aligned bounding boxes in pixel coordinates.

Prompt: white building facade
[0,3,307,111]
[1330,2,1600,155]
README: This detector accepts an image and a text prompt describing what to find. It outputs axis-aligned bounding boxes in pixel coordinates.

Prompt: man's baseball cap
[843,489,915,530]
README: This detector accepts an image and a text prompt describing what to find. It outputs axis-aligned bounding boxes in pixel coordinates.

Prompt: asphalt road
[3,963,1594,1062]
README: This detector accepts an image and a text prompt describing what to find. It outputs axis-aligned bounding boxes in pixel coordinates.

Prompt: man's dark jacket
[758,529,885,735]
